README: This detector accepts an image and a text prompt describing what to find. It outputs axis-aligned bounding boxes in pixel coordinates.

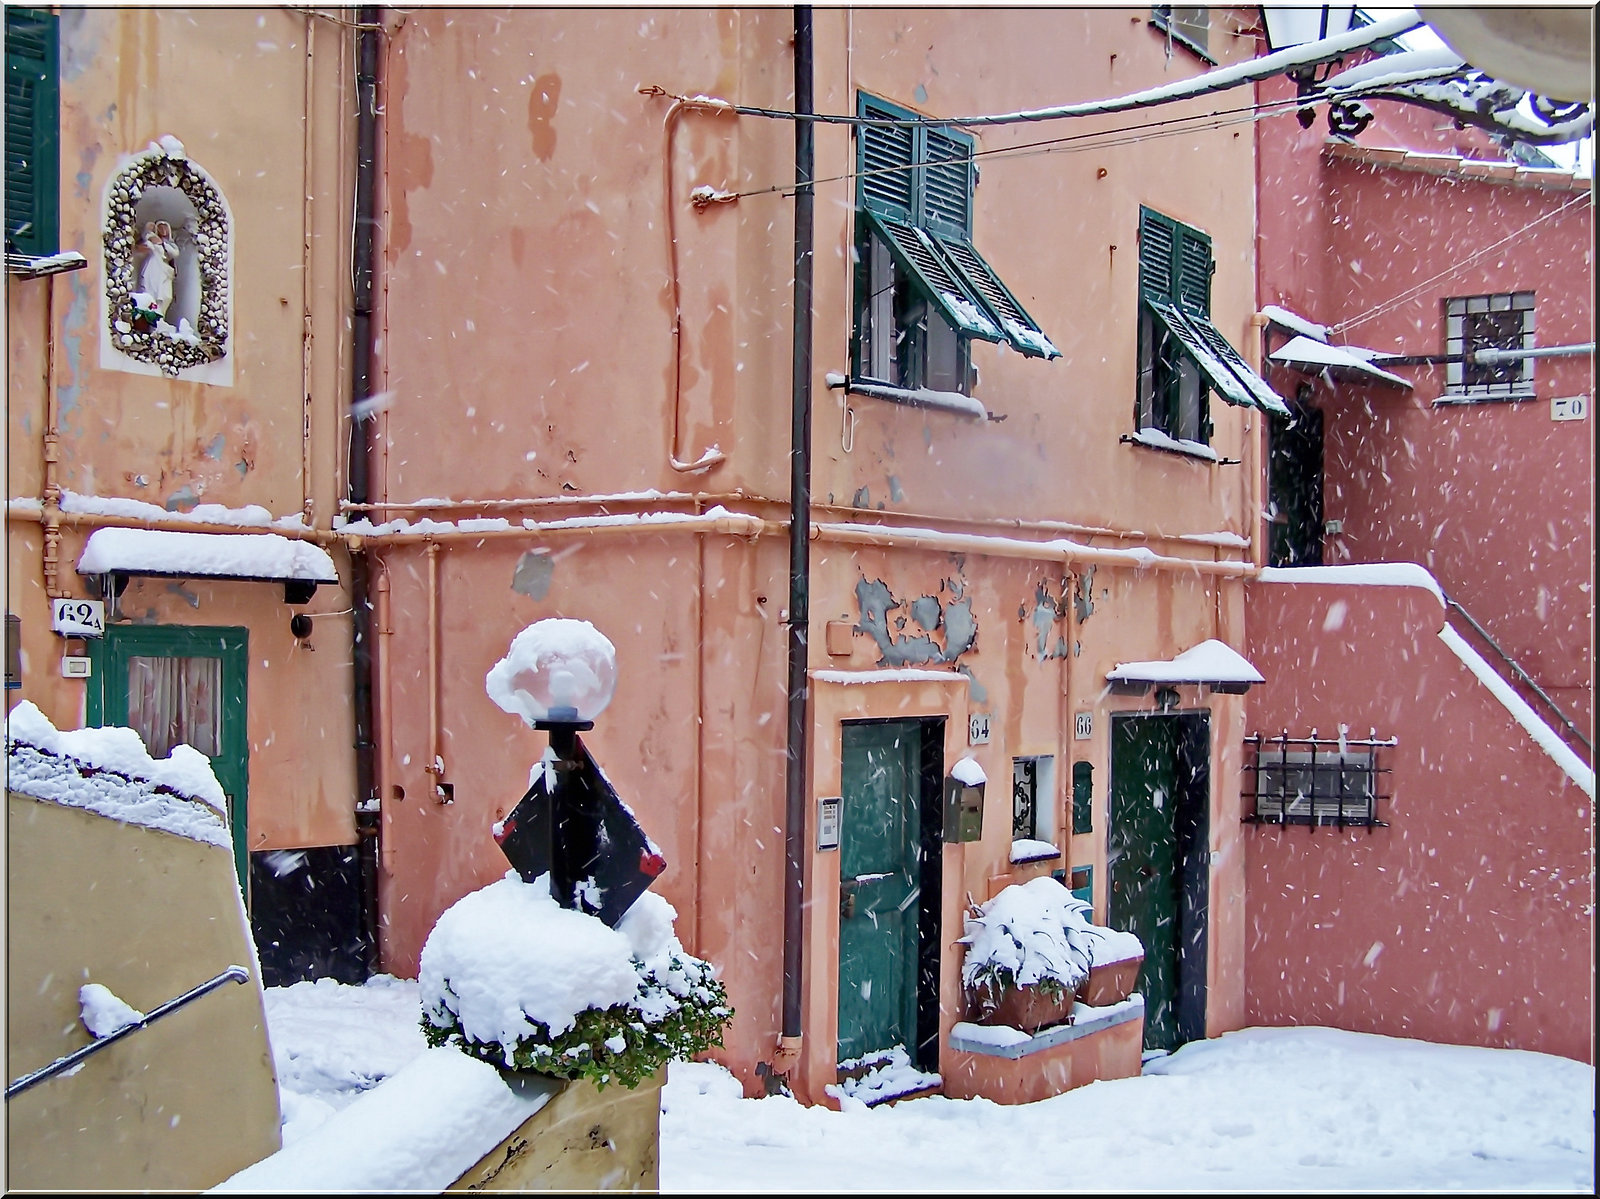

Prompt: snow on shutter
[1183,310,1290,415]
[4,8,56,256]
[858,97,915,222]
[935,233,1059,359]
[921,125,972,237]
[1151,300,1290,415]
[865,209,1003,343]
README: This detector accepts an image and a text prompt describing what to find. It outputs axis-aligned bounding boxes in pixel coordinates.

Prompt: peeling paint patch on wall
[1074,565,1097,623]
[1022,578,1071,660]
[512,550,554,601]
[854,574,978,667]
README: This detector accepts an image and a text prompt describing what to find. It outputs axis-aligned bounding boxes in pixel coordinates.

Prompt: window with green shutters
[5,8,59,259]
[1135,206,1288,449]
[853,93,1058,397]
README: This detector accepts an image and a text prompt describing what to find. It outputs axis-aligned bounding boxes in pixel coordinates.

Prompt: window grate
[1243,732,1394,830]
[1444,292,1535,398]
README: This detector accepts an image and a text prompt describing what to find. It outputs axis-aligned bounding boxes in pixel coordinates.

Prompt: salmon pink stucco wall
[366,6,1273,1099]
[1243,576,1593,1064]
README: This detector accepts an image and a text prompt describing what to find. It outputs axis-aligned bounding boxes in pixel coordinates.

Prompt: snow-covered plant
[418,872,731,1091]
[959,876,1140,1011]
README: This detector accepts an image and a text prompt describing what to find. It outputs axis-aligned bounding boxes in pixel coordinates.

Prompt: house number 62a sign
[52,598,106,638]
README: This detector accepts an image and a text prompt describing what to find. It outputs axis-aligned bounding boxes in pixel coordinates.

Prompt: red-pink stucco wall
[1254,76,1594,735]
[1243,578,1593,1064]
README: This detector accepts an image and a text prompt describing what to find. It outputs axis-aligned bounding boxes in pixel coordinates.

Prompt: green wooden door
[837,720,924,1065]
[90,625,250,890]
[1109,715,1183,1051]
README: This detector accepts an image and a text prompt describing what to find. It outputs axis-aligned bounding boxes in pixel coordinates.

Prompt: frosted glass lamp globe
[486,619,618,727]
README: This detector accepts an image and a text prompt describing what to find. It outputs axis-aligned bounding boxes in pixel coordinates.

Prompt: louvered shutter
[857,95,915,222]
[864,210,1004,344]
[1138,207,1177,305]
[920,125,972,237]
[1176,228,1212,316]
[4,8,57,256]
[934,233,1058,359]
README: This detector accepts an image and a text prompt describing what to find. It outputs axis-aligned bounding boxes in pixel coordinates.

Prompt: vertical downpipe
[779,4,815,1070]
[350,5,382,976]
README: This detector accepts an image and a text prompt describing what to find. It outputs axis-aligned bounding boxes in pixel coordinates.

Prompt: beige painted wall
[6,7,359,851]
[6,791,281,1190]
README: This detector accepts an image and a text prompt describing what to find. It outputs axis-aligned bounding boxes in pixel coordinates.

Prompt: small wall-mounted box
[61,656,92,679]
[943,776,985,843]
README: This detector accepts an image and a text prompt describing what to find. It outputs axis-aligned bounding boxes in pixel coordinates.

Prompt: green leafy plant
[422,950,732,1091]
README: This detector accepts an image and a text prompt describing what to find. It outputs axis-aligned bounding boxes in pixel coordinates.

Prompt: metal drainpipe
[779,3,815,1074]
[350,5,382,976]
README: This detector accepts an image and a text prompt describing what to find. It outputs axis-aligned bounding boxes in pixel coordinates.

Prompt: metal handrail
[1445,597,1593,757]
[5,965,250,1101]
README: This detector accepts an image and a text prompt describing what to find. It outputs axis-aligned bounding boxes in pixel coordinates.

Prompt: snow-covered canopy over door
[1105,638,1265,695]
[76,527,339,604]
[1269,336,1412,389]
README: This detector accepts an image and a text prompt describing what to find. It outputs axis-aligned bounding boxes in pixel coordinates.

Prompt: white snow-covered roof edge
[1270,336,1413,389]
[1106,639,1264,687]
[76,526,339,584]
[1438,627,1594,798]
[1255,564,1446,608]
[1261,305,1328,343]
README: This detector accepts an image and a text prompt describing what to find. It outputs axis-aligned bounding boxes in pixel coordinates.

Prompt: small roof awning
[1270,335,1413,389]
[1106,638,1265,695]
[77,527,339,604]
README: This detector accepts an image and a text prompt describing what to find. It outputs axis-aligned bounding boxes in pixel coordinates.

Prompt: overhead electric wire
[1329,191,1594,334]
[721,91,1328,205]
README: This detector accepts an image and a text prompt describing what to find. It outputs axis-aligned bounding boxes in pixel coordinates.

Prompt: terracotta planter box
[969,981,1078,1033]
[1078,956,1142,1007]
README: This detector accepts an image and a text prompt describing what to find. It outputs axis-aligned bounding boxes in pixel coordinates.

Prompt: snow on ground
[263,976,1594,1192]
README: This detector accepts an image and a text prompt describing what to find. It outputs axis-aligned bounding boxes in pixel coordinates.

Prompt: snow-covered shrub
[959,876,1142,1010]
[419,872,731,1090]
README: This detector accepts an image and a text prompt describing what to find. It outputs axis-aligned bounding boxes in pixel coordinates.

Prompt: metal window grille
[1444,292,1535,398]
[1012,756,1039,840]
[1243,732,1394,830]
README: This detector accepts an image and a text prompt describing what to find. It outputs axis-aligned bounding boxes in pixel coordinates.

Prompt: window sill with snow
[826,372,993,422]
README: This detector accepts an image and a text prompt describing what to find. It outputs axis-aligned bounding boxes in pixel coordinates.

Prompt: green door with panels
[837,720,926,1066]
[1109,713,1209,1054]
[90,625,250,890]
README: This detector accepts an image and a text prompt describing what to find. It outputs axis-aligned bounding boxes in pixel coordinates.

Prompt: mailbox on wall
[943,774,985,843]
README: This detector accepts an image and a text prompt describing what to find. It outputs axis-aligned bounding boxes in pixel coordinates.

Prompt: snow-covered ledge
[826,372,991,421]
[950,995,1144,1059]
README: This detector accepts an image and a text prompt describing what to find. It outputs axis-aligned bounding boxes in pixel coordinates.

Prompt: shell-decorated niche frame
[102,137,230,377]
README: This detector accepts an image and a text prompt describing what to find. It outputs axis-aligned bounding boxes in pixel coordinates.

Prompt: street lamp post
[485,619,665,927]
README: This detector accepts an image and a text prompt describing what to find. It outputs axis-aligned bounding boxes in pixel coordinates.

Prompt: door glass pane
[127,654,222,758]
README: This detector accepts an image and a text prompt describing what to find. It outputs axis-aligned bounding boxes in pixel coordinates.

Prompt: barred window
[1245,734,1393,829]
[1444,292,1535,400]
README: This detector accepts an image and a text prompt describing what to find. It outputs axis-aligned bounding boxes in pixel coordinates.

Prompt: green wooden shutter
[1176,228,1212,316]
[1138,207,1178,305]
[5,8,58,256]
[934,233,1059,359]
[865,209,1004,344]
[857,94,915,222]
[920,125,972,237]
